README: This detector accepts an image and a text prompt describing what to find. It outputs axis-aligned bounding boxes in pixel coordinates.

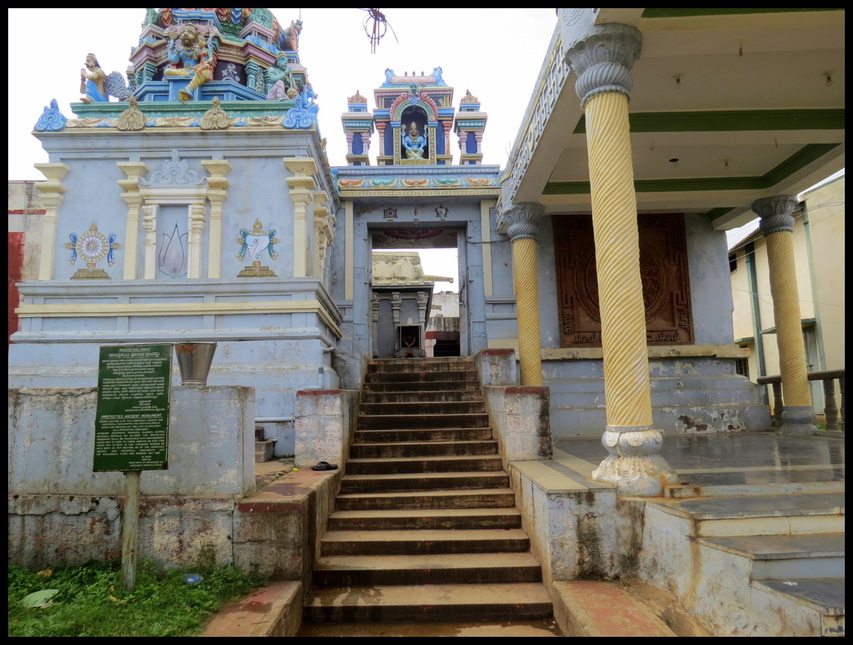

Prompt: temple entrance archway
[369,225,465,357]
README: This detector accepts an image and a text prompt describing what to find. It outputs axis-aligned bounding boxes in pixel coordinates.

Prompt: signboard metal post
[94,344,172,592]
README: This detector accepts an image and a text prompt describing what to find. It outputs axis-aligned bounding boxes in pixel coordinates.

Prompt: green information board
[94,345,172,472]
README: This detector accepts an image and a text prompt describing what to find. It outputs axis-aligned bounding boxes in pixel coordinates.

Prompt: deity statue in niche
[164,23,215,103]
[402,122,426,159]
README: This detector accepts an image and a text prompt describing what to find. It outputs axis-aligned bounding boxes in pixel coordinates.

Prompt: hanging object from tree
[362,8,398,54]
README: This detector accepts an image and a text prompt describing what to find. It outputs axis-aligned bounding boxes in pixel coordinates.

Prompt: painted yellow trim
[17,300,342,338]
[487,338,520,353]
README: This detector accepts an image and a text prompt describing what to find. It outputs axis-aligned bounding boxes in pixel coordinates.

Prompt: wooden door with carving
[554,213,694,347]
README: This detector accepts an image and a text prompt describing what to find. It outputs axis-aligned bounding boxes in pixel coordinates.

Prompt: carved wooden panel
[554,213,694,346]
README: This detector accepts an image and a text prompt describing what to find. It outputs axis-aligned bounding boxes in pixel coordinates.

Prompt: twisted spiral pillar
[566,22,677,496]
[506,203,544,386]
[753,196,816,434]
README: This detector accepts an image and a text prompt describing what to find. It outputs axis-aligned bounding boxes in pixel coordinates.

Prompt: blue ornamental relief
[284,85,319,129]
[34,99,68,132]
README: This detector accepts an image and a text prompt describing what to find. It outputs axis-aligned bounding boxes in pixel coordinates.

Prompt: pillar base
[778,405,818,435]
[591,425,679,496]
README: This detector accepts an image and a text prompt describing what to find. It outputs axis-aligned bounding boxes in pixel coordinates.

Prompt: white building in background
[729,172,845,415]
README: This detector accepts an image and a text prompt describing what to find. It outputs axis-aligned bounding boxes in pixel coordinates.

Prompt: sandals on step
[311,461,338,471]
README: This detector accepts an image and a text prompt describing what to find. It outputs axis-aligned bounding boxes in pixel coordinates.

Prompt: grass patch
[8,560,268,637]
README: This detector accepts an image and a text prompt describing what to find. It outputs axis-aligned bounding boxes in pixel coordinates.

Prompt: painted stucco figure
[80,53,107,103]
[266,53,297,100]
[402,122,426,159]
[283,19,303,51]
[165,24,214,103]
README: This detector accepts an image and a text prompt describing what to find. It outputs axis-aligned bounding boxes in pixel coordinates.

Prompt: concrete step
[350,438,498,459]
[339,471,510,494]
[357,412,490,430]
[359,400,486,415]
[313,552,543,585]
[698,533,845,580]
[752,578,845,637]
[365,370,478,385]
[364,380,480,393]
[303,583,553,623]
[345,454,504,475]
[254,439,275,463]
[349,439,498,459]
[353,427,494,443]
[320,528,530,556]
[297,619,561,637]
[665,467,846,498]
[361,390,483,403]
[552,580,677,637]
[367,358,475,373]
[647,492,845,537]
[327,507,522,531]
[334,487,517,511]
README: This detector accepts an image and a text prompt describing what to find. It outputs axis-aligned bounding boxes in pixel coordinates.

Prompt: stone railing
[757,369,845,431]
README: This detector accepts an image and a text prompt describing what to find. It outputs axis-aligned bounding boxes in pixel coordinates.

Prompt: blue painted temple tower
[11,9,339,456]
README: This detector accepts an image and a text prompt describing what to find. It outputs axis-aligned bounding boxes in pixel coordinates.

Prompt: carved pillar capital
[753,195,798,235]
[565,23,643,109]
[504,202,545,242]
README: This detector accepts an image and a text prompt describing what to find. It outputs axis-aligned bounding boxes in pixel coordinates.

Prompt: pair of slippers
[311,461,338,471]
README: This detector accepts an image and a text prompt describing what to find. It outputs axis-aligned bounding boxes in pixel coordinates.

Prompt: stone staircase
[643,475,845,636]
[302,357,556,628]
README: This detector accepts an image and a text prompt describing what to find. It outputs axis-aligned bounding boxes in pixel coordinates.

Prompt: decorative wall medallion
[383,208,398,220]
[435,205,449,220]
[66,223,120,279]
[236,219,278,277]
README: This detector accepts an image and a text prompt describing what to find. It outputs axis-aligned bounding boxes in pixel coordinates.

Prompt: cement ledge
[510,459,602,493]
[552,580,677,637]
[198,581,302,637]
[542,344,750,361]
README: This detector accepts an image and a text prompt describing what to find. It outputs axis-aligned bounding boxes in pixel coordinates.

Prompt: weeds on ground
[8,559,268,637]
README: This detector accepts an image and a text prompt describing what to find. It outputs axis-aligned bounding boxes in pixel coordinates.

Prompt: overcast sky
[7,8,559,182]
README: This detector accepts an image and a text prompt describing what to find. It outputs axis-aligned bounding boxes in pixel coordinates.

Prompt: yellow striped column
[753,196,816,434]
[565,23,677,496]
[506,203,544,386]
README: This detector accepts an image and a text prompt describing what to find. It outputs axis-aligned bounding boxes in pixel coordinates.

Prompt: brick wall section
[8,180,46,344]
[8,232,24,343]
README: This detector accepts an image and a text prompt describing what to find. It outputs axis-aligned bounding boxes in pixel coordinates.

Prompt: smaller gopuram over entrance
[331,68,506,387]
